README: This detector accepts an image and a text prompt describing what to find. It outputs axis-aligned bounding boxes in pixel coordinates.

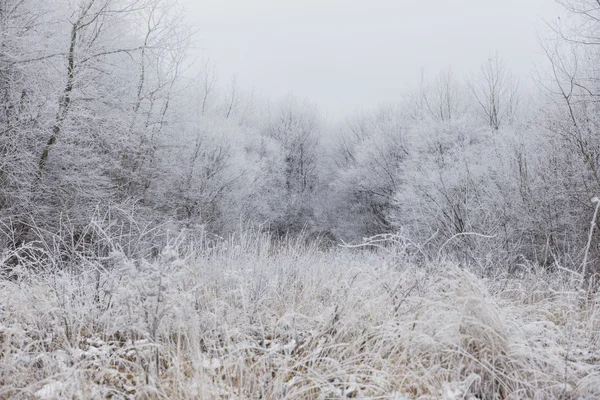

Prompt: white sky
[182,0,562,119]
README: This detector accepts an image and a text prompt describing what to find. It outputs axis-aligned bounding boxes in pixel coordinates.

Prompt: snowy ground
[1,234,600,399]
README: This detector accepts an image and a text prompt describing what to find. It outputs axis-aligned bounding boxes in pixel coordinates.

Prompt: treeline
[1,0,600,272]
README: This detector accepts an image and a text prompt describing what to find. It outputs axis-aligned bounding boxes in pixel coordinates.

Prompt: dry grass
[1,230,600,399]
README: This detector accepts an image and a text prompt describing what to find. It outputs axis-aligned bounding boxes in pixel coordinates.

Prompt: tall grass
[1,222,599,399]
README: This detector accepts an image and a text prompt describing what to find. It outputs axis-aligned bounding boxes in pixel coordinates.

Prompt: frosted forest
[2,0,600,398]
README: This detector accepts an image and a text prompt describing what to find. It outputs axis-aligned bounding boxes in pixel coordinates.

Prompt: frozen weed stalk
[1,223,600,398]
[563,196,600,397]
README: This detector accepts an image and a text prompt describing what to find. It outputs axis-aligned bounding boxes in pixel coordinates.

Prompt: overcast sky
[182,0,562,119]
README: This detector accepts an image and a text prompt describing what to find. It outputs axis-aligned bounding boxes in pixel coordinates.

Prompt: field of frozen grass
[1,229,600,399]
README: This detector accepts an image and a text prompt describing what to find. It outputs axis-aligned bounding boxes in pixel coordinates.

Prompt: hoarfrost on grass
[1,234,599,399]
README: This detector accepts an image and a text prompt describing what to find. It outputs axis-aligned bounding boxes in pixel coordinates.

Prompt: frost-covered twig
[437,231,497,260]
[340,231,433,261]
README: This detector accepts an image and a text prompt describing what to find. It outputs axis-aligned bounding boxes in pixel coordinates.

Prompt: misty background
[185,0,561,117]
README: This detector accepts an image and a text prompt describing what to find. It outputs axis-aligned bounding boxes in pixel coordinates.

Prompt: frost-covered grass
[1,231,600,399]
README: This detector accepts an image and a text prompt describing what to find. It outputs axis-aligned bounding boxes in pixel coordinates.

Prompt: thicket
[1,0,600,275]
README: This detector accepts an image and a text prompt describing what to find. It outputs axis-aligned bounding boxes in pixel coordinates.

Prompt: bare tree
[534,0,600,276]
[330,106,409,238]
[121,0,191,198]
[38,0,148,171]
[424,67,463,123]
[540,1,600,190]
[469,55,520,130]
[0,0,56,244]
[260,97,322,235]
[223,75,240,120]
[200,59,218,116]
